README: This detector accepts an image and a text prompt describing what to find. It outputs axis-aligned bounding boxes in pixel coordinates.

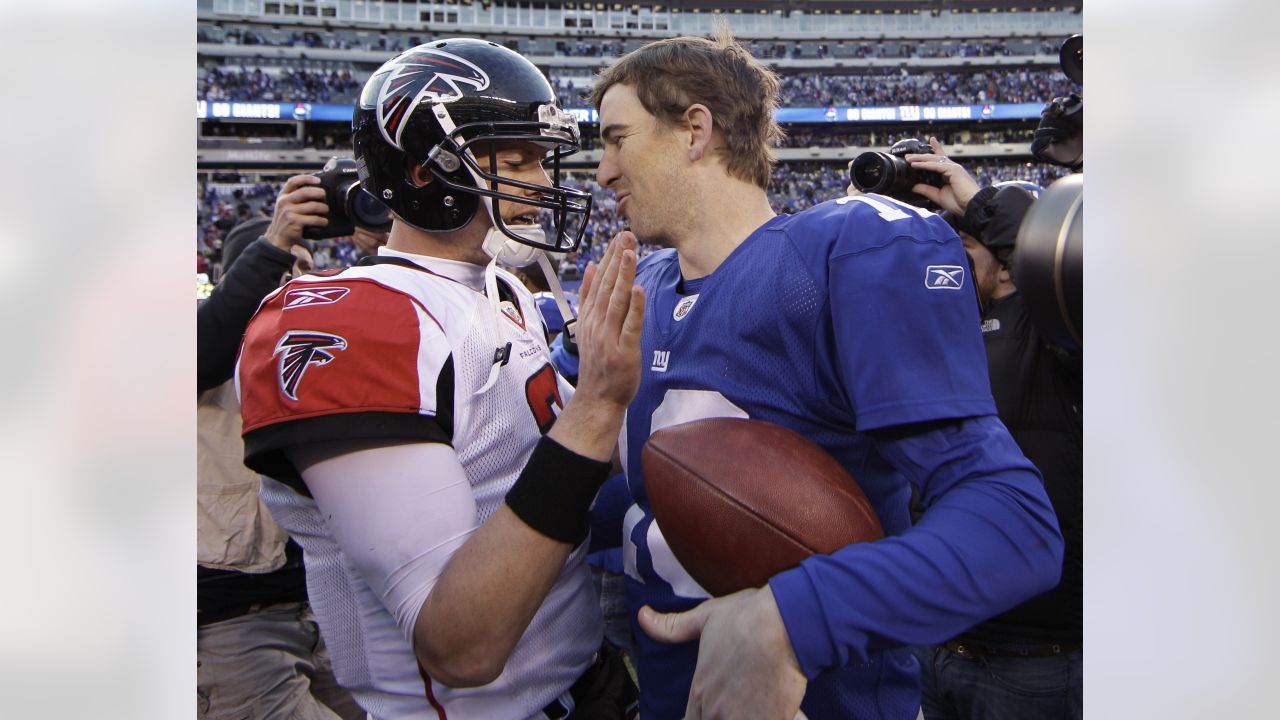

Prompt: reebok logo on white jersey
[284,286,351,309]
[925,265,965,290]
[651,350,670,373]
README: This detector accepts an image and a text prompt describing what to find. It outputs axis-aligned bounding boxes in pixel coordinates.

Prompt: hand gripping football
[642,417,884,597]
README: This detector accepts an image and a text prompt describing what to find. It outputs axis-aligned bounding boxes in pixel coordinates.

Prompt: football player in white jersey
[236,39,643,720]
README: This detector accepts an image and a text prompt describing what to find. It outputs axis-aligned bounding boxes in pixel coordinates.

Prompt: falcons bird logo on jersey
[274,331,348,401]
[377,48,491,150]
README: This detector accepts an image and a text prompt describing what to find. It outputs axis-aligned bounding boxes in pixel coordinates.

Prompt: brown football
[642,417,884,597]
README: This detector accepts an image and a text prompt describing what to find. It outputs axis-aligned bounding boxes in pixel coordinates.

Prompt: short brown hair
[589,31,783,189]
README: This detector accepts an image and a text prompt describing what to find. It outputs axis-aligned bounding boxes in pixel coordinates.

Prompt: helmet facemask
[422,102,592,255]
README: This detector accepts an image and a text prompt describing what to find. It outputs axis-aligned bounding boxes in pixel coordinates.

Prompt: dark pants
[543,642,638,720]
[914,645,1082,720]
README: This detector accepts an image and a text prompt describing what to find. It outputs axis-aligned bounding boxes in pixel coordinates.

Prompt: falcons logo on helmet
[274,331,348,401]
[377,48,491,150]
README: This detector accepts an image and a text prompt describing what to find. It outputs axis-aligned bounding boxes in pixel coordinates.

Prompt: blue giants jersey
[621,195,1061,719]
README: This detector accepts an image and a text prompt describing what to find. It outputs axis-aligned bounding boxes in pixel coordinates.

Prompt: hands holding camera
[350,226,389,256]
[905,137,982,215]
[264,174,329,251]
[264,172,390,260]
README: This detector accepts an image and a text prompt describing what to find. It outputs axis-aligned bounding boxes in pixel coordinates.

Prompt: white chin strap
[475,227,579,396]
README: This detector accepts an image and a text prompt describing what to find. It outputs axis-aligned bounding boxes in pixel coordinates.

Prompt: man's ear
[407,161,433,188]
[682,104,715,162]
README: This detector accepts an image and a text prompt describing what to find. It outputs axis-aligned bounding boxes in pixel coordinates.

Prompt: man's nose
[596,156,617,189]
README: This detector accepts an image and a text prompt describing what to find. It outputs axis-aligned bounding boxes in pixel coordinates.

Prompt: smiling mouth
[506,210,541,226]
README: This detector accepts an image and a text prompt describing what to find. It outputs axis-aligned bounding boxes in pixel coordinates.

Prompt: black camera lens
[303,157,395,240]
[849,138,946,205]
[850,152,907,195]
[347,183,393,233]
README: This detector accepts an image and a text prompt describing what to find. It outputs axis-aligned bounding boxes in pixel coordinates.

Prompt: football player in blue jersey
[588,32,1066,720]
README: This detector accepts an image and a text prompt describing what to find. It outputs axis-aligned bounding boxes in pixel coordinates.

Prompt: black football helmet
[352,39,591,252]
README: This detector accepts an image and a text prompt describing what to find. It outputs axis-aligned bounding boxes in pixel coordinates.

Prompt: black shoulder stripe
[435,355,455,438]
[243,411,452,495]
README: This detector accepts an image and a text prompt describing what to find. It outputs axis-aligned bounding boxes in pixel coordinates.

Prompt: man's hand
[905,136,981,215]
[350,226,389,256]
[264,174,329,250]
[638,586,808,720]
[572,232,645,412]
[547,232,645,462]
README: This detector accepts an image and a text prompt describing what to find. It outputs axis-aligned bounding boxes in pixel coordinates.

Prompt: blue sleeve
[548,332,580,381]
[588,472,631,553]
[768,415,1064,677]
[826,207,995,430]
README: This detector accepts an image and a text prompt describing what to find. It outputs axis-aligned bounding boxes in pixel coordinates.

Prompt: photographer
[903,141,1083,720]
[197,176,364,719]
[197,174,325,392]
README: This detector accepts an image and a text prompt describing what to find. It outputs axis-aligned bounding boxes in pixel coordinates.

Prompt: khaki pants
[197,602,366,720]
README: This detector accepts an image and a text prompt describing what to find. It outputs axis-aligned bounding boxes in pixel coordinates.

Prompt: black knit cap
[220,217,272,271]
[957,185,1037,266]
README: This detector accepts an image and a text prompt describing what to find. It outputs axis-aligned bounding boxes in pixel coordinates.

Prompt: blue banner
[197,101,1044,124]
[196,100,353,122]
[772,103,1045,123]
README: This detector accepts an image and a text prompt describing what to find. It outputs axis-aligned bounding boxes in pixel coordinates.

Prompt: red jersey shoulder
[239,276,448,434]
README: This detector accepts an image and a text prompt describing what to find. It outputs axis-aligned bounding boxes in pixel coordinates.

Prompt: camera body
[849,138,946,205]
[1030,93,1083,169]
[302,157,394,240]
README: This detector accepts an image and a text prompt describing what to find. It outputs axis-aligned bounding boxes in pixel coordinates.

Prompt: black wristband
[505,435,612,545]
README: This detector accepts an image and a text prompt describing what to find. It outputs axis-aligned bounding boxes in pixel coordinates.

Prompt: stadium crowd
[198,159,1065,282]
[197,177,376,284]
[215,122,1035,153]
[199,65,362,104]
[768,126,1034,149]
[200,61,1075,109]
[199,23,1058,61]
[770,68,1074,107]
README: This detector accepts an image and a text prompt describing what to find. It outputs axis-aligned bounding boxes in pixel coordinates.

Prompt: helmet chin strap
[482,225,578,337]
[474,225,579,395]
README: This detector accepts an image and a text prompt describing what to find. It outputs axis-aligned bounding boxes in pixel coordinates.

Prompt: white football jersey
[238,249,601,720]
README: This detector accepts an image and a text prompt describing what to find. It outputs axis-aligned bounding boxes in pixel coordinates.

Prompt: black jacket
[197,237,296,393]
[196,236,306,620]
[964,291,1083,645]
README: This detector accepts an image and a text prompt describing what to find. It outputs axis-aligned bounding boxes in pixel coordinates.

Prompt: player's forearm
[768,416,1063,677]
[414,503,571,687]
[547,395,627,463]
[418,432,613,687]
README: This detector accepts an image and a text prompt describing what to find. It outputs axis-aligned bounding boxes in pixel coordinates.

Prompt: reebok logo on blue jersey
[925,265,965,290]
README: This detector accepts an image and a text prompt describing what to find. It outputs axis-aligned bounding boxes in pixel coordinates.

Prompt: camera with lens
[849,138,946,205]
[1030,34,1083,170]
[302,157,394,240]
[1015,34,1083,352]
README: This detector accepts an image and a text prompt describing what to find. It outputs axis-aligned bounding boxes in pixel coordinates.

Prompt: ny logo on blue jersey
[651,350,670,373]
[925,265,965,290]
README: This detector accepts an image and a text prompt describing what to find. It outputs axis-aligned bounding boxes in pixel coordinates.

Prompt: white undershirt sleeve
[286,440,479,646]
